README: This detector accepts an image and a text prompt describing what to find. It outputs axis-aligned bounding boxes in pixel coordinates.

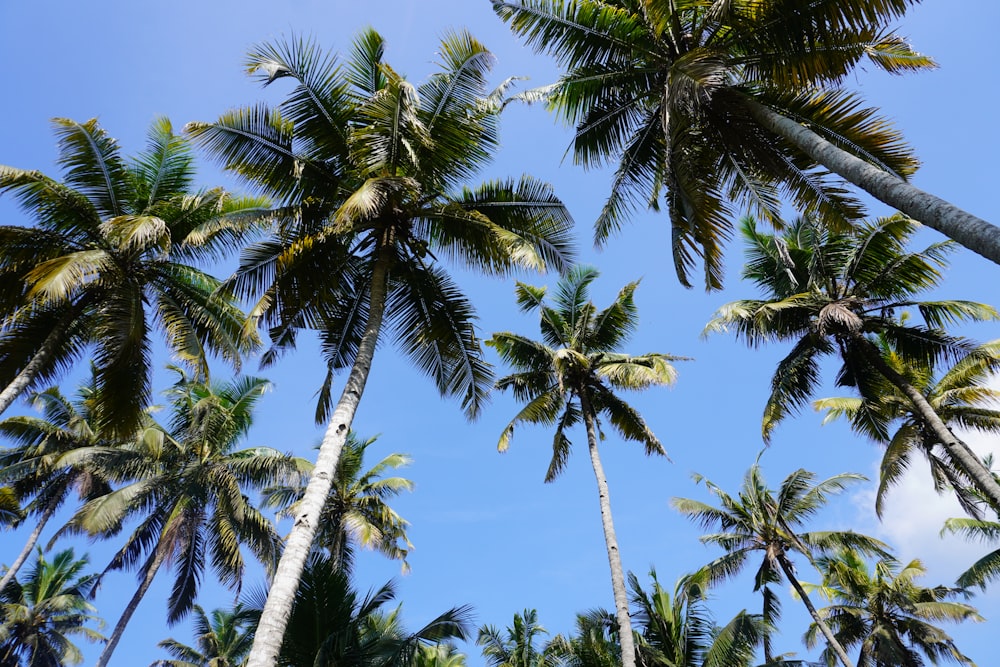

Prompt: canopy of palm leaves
[67,368,298,625]
[705,215,997,442]
[188,29,575,421]
[488,265,682,482]
[151,603,257,667]
[0,118,264,434]
[247,554,472,667]
[0,548,105,666]
[629,570,764,667]
[478,609,561,667]
[803,548,981,666]
[672,461,888,665]
[263,432,413,572]
[941,517,1000,591]
[493,0,932,288]
[815,339,1000,518]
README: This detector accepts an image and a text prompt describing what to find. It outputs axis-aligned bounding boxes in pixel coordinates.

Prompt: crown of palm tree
[0,118,264,435]
[152,603,257,667]
[803,548,982,667]
[493,0,933,287]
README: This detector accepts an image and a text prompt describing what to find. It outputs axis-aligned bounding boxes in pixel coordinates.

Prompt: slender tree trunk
[777,555,854,667]
[245,243,392,667]
[95,540,170,667]
[745,98,1000,267]
[0,502,57,592]
[859,341,1000,509]
[579,392,637,667]
[0,318,70,417]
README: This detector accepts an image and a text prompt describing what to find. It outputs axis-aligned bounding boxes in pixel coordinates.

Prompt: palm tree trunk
[777,554,854,667]
[0,502,57,592]
[859,341,1000,509]
[0,316,70,417]
[579,392,637,667]
[95,540,170,667]
[245,242,393,667]
[744,98,1000,267]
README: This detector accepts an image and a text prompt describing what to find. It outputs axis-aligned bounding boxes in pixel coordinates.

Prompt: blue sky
[2,1,1000,664]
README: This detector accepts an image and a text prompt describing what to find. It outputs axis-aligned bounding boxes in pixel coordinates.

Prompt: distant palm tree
[673,461,888,667]
[489,266,684,667]
[0,547,105,666]
[546,610,620,667]
[705,215,1000,508]
[413,643,468,667]
[478,609,561,667]
[630,570,764,667]
[0,118,263,434]
[263,432,413,573]
[188,30,574,664]
[0,380,114,594]
[815,339,1000,518]
[151,604,256,667]
[68,370,297,667]
[246,553,472,667]
[804,548,981,666]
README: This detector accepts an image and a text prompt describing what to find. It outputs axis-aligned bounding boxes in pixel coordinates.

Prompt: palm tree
[941,516,1000,591]
[151,604,257,667]
[187,29,575,665]
[478,609,561,667]
[0,381,114,593]
[246,553,472,667]
[0,547,105,666]
[488,266,683,667]
[815,339,1000,518]
[493,0,1000,284]
[263,432,413,573]
[414,643,468,667]
[672,461,889,667]
[0,118,263,434]
[803,548,981,666]
[704,215,1000,509]
[546,610,621,667]
[67,369,297,667]
[629,570,764,667]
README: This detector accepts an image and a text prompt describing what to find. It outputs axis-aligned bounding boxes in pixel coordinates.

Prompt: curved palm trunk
[745,99,1000,267]
[0,319,69,417]
[776,555,854,667]
[245,245,392,667]
[95,540,170,667]
[859,341,1000,509]
[579,393,637,667]
[0,502,57,593]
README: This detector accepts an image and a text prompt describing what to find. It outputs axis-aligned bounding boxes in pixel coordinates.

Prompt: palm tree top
[489,265,686,480]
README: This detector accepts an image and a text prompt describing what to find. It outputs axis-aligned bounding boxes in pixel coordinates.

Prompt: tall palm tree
[187,29,574,665]
[263,432,413,573]
[705,215,1000,508]
[0,381,114,593]
[151,604,257,667]
[672,461,889,667]
[488,266,683,667]
[245,553,472,667]
[493,0,1000,283]
[478,609,561,667]
[0,118,263,434]
[0,547,105,667]
[815,339,1000,518]
[629,570,765,667]
[66,369,297,667]
[803,548,981,666]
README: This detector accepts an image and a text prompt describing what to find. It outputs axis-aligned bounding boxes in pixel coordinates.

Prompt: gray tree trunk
[745,99,1000,267]
[0,502,57,593]
[0,319,68,417]
[245,244,392,667]
[579,392,637,667]
[94,540,170,667]
[777,554,854,667]
[860,341,1000,509]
